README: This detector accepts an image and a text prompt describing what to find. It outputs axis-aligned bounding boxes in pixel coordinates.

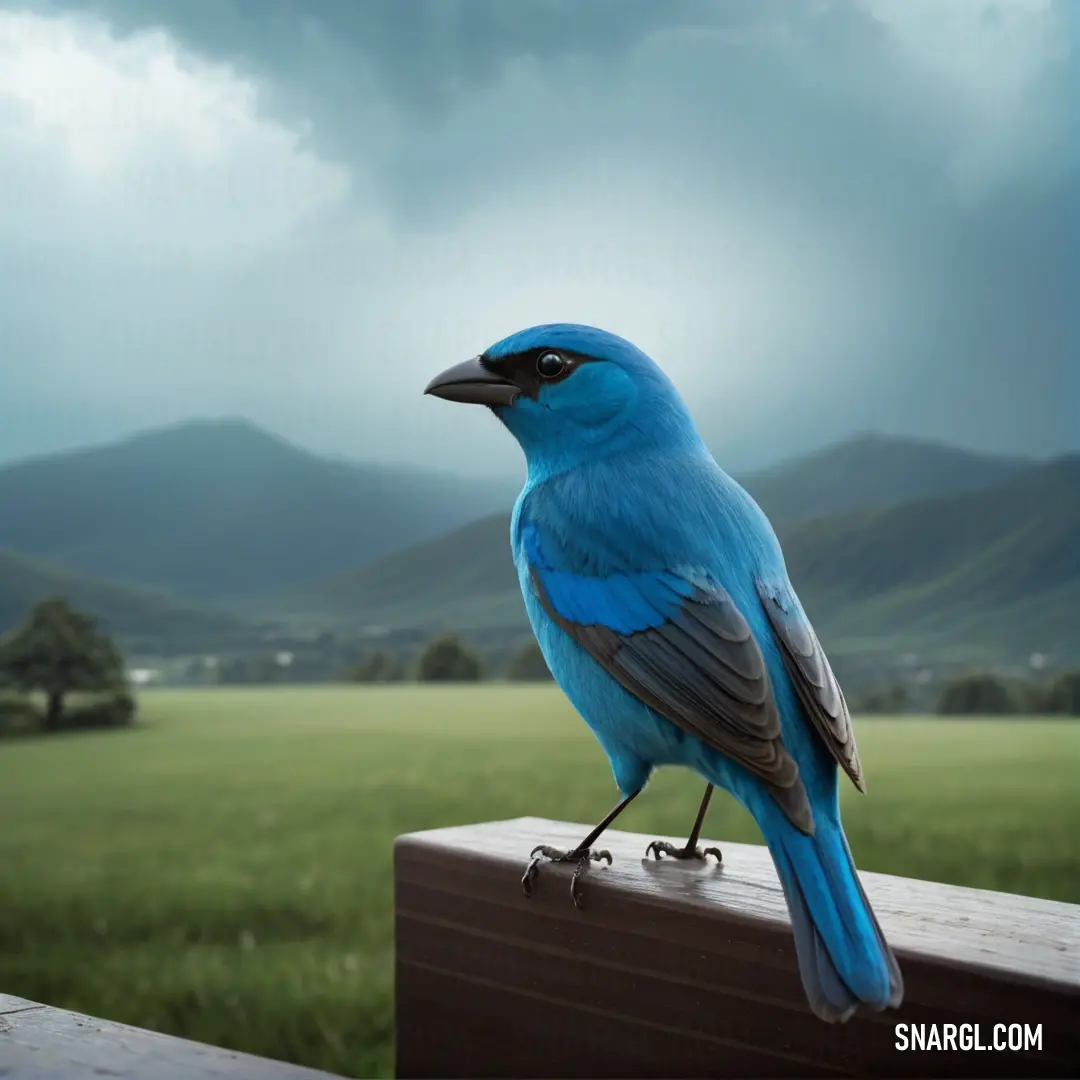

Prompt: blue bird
[424,324,904,1023]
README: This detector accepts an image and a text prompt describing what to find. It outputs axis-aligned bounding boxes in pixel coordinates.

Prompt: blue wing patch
[522,522,813,832]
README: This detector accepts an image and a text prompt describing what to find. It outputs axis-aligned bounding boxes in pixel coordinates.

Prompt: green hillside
[280,456,1080,661]
[2,423,1066,661]
[779,456,1080,656]
[0,425,1025,608]
[0,419,517,601]
[275,513,524,632]
[742,432,1029,524]
[0,550,255,654]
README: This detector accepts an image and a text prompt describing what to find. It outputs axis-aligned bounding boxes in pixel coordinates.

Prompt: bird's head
[424,323,703,475]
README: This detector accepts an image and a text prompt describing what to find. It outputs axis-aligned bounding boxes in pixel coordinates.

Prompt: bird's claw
[645,839,723,863]
[521,845,613,909]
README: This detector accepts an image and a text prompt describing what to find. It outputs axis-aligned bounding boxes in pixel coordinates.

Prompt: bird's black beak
[424,356,520,407]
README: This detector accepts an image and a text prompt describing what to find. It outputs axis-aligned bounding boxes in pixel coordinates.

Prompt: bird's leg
[521,789,640,910]
[645,783,723,862]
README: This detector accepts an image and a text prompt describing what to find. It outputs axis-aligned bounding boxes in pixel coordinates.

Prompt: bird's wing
[756,579,864,791]
[522,523,813,832]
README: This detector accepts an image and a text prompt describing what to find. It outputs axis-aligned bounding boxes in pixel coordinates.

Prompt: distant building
[128,668,161,686]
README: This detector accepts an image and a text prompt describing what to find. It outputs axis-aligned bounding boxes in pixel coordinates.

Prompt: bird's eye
[536,351,565,379]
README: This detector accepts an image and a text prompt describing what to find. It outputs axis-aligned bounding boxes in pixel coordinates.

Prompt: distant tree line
[0,597,135,736]
[848,684,909,715]
[935,672,1080,716]
[343,636,552,683]
[5,595,1071,717]
[343,650,408,683]
[192,632,1079,708]
[190,633,554,686]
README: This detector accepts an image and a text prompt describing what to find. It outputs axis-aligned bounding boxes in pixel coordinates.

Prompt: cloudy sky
[0,0,1076,476]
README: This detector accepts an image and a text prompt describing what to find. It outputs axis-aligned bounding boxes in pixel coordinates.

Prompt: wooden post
[395,817,1080,1079]
[0,994,346,1079]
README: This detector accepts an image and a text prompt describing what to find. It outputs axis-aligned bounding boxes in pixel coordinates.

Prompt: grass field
[0,687,1077,1077]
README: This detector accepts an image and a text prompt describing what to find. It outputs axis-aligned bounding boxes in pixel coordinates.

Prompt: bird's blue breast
[509,450,834,804]
[512,522,686,793]
[513,447,781,584]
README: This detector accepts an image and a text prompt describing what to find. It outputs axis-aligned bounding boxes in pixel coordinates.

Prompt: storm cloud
[1,0,1076,475]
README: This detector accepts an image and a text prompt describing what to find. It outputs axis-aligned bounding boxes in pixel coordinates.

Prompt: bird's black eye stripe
[536,351,566,379]
[478,346,587,400]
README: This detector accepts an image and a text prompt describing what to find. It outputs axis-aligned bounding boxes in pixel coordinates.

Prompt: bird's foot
[645,839,723,863]
[521,844,613,910]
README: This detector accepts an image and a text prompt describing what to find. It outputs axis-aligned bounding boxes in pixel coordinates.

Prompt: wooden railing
[3,816,1077,1078]
[395,817,1080,1079]
[0,993,345,1078]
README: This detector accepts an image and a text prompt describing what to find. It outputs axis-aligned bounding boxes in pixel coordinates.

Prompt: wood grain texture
[395,817,1080,1079]
[0,993,345,1079]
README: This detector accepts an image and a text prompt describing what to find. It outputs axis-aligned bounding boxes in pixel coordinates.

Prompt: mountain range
[0,419,517,600]
[281,456,1080,663]
[0,549,253,655]
[742,433,1029,524]
[0,419,1075,663]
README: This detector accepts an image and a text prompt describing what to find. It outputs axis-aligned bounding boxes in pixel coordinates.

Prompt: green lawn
[0,686,1077,1076]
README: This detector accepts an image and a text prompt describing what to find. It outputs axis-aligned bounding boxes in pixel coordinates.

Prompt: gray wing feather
[757,580,865,791]
[532,569,815,833]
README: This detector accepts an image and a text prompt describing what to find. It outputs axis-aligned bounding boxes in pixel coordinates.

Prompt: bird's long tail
[755,796,904,1022]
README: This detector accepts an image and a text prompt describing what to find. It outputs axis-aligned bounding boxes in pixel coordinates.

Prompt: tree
[1043,671,1080,716]
[0,597,131,731]
[416,635,482,682]
[383,655,407,682]
[506,641,554,682]
[215,655,264,684]
[346,651,399,683]
[936,674,1016,716]
[849,684,907,715]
